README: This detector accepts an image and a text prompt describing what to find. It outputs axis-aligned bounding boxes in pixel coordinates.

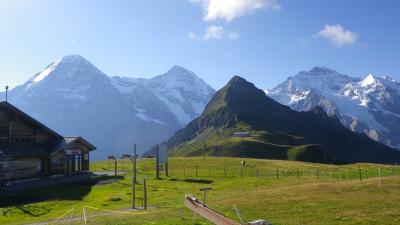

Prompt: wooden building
[0,101,95,183]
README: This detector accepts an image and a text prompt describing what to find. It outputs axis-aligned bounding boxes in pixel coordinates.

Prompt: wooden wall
[0,107,54,146]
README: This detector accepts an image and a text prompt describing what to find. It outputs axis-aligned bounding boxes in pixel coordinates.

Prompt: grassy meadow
[0,157,399,225]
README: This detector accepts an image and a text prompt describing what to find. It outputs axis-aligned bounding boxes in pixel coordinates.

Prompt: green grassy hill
[169,126,327,162]
[1,157,400,225]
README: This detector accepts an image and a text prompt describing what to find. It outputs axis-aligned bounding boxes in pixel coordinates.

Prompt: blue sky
[0,0,399,90]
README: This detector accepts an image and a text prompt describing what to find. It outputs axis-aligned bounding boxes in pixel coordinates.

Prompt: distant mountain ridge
[266,67,400,150]
[2,55,215,159]
[162,76,400,164]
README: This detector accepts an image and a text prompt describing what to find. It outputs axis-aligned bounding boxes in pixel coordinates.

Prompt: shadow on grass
[169,178,214,184]
[0,175,124,207]
[2,205,51,217]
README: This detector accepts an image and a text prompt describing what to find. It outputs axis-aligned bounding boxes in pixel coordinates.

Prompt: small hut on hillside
[0,101,95,183]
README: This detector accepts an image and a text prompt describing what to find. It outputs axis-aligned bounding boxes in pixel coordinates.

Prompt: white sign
[158,144,168,164]
[66,149,82,155]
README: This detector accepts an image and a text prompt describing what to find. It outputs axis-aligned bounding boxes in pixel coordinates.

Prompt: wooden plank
[185,195,241,225]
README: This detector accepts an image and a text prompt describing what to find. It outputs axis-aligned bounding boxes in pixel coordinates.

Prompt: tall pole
[203,135,206,161]
[143,178,147,210]
[132,175,135,209]
[132,144,137,209]
[156,145,160,179]
[114,160,117,182]
[133,144,137,183]
[5,86,9,102]
[165,160,169,177]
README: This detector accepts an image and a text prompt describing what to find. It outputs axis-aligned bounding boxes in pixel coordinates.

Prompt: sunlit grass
[1,157,399,225]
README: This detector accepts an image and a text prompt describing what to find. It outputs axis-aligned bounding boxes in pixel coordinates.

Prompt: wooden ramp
[185,195,241,225]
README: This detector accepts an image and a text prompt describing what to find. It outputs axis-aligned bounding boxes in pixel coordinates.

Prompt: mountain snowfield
[4,55,215,159]
[265,67,400,150]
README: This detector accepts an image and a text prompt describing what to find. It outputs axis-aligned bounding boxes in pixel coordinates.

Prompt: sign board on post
[158,144,168,164]
[66,149,82,155]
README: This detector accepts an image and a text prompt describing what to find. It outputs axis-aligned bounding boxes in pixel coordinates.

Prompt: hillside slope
[163,76,400,163]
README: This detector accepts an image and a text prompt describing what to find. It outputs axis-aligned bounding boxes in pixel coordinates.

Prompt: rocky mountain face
[265,67,400,150]
[162,76,400,164]
[119,65,215,126]
[3,55,215,159]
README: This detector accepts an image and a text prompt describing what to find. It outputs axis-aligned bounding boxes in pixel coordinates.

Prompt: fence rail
[88,160,399,182]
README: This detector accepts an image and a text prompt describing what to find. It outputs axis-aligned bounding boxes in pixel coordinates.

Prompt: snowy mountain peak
[273,66,358,95]
[165,65,197,78]
[28,55,105,87]
[361,74,379,87]
[31,59,62,83]
[60,54,87,62]
[307,66,339,75]
[266,67,400,150]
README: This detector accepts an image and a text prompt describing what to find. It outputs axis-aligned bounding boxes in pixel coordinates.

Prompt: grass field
[1,157,400,225]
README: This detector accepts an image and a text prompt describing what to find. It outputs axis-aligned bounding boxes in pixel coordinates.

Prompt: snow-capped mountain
[4,55,215,159]
[265,67,400,149]
[115,65,215,126]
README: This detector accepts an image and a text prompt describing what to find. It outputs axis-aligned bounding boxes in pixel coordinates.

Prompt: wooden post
[203,135,206,161]
[143,178,147,210]
[133,144,137,184]
[256,168,259,185]
[156,145,160,179]
[132,176,135,209]
[378,168,381,188]
[114,160,117,182]
[358,167,363,183]
[276,168,279,179]
[165,161,169,177]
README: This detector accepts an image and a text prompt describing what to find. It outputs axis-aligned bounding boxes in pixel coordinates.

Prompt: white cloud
[189,25,239,41]
[191,0,281,22]
[315,24,358,47]
[203,26,225,40]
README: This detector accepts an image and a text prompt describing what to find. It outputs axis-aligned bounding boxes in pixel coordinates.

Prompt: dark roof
[0,101,62,139]
[64,137,96,150]
[48,137,96,154]
[0,144,48,157]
